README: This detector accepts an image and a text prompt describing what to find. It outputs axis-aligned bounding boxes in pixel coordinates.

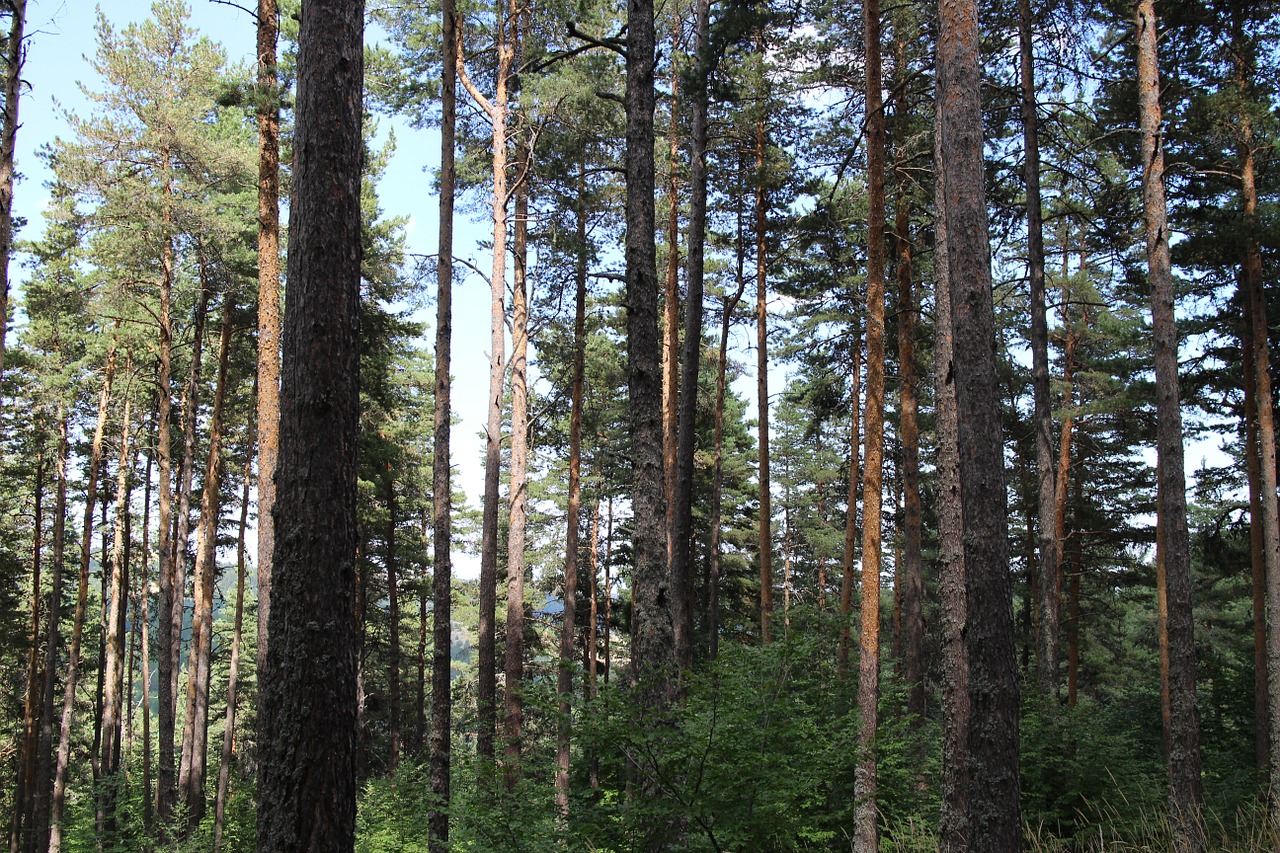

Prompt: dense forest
[1,0,1278,849]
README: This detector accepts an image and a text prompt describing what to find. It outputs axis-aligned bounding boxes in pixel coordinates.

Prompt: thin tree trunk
[97,389,135,842]
[896,190,924,722]
[255,1,364,848]
[1135,3,1204,847]
[1057,289,1077,709]
[711,280,746,664]
[1243,297,1269,770]
[155,224,179,828]
[32,413,69,853]
[504,134,530,787]
[179,300,233,830]
[838,314,862,677]
[457,0,515,764]
[556,159,589,815]
[755,113,773,645]
[139,448,154,838]
[604,495,614,685]
[1067,475,1081,709]
[430,0,457,844]
[10,438,42,853]
[386,478,402,774]
[255,0,282,760]
[662,26,681,555]
[671,0,711,673]
[213,460,251,853]
[0,0,25,387]
[935,0,1021,844]
[1019,0,1059,703]
[415,512,427,758]
[50,341,118,852]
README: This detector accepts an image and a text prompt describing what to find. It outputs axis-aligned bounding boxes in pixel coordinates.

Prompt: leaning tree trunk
[935,0,1021,846]
[854,0,887,846]
[1135,3,1205,848]
[255,1,364,849]
[429,0,457,844]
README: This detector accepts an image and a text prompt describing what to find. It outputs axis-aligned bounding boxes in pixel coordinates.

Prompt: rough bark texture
[625,0,674,716]
[854,0,887,845]
[0,0,25,385]
[1135,3,1205,847]
[936,0,1021,846]
[255,0,282,734]
[429,0,456,845]
[254,2,363,849]
[662,39,681,558]
[155,226,178,828]
[1020,0,1059,702]
[671,0,711,673]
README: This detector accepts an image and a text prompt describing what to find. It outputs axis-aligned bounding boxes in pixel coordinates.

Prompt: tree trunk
[935,0,1021,845]
[854,0,887,844]
[671,0,711,673]
[662,28,681,557]
[213,461,251,853]
[1135,3,1205,847]
[386,478,402,774]
[10,436,42,853]
[624,0,674,721]
[255,0,282,751]
[155,224,178,827]
[430,0,456,845]
[604,495,614,685]
[556,159,589,815]
[504,130,530,787]
[895,189,924,722]
[1243,297,1269,769]
[0,0,25,387]
[50,340,118,852]
[755,114,773,646]
[179,300,233,830]
[255,1,363,848]
[32,413,69,853]
[838,314,862,677]
[97,388,135,841]
[1019,0,1059,703]
[459,0,515,764]
[139,449,154,836]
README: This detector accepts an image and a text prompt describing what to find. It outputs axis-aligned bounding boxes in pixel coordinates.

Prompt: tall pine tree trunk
[213,460,251,853]
[854,0,887,844]
[155,225,179,828]
[755,114,773,645]
[387,479,402,774]
[936,0,1021,845]
[255,0,364,848]
[430,0,457,844]
[10,435,42,853]
[1135,3,1205,847]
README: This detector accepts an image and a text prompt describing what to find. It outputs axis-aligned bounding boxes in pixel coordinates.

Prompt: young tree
[255,0,364,849]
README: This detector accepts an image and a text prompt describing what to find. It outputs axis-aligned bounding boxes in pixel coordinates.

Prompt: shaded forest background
[1,0,1279,849]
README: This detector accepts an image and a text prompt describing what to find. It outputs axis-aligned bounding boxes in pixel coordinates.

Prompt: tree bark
[854,0,887,844]
[504,131,531,788]
[662,26,681,558]
[838,314,862,677]
[430,0,456,845]
[387,477,402,774]
[936,0,1021,846]
[0,0,25,387]
[624,0,674,724]
[155,224,178,828]
[1135,3,1205,847]
[255,1,364,848]
[10,434,42,853]
[671,0,711,673]
[255,0,282,748]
